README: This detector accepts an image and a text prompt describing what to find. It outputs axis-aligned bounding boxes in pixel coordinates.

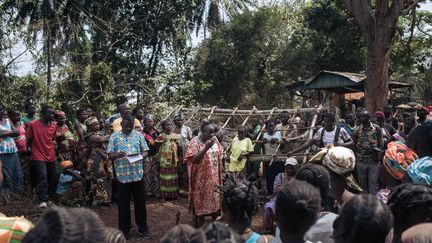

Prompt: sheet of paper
[127,154,143,163]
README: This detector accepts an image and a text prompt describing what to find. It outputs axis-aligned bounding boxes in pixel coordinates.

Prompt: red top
[14,123,27,153]
[26,120,57,162]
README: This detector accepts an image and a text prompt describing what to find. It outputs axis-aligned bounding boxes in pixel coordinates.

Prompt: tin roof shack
[288,71,414,114]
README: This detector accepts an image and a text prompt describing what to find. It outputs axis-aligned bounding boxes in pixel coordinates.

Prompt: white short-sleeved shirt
[312,127,351,146]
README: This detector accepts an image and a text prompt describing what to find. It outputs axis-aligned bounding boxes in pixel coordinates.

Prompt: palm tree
[192,0,257,36]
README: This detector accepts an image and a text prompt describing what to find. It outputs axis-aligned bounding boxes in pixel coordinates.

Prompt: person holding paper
[107,114,151,239]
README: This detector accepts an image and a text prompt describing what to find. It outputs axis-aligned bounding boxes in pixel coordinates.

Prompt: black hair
[132,106,143,116]
[200,122,214,132]
[333,194,393,243]
[275,180,321,236]
[295,164,330,206]
[76,107,87,117]
[406,122,432,157]
[236,125,246,131]
[7,108,20,118]
[404,116,416,125]
[265,119,275,127]
[40,106,53,115]
[387,183,432,235]
[221,179,259,231]
[161,224,196,243]
[161,119,172,127]
[189,221,242,243]
[24,102,35,110]
[322,113,336,123]
[122,114,135,124]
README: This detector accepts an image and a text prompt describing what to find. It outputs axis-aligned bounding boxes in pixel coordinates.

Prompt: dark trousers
[117,178,148,235]
[32,161,57,202]
[356,161,379,195]
[0,153,24,194]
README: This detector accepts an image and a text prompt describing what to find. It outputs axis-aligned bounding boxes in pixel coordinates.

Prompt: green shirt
[21,115,38,124]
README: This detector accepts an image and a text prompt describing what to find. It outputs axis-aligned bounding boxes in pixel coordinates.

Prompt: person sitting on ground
[276,180,321,243]
[406,156,432,186]
[189,221,242,243]
[332,194,393,243]
[155,119,181,200]
[387,183,432,243]
[401,223,432,243]
[406,122,432,158]
[104,227,127,243]
[55,160,84,206]
[21,102,38,127]
[0,212,34,242]
[263,157,297,233]
[287,113,353,156]
[219,179,274,243]
[160,224,197,243]
[23,207,106,243]
[227,125,253,180]
[112,103,143,133]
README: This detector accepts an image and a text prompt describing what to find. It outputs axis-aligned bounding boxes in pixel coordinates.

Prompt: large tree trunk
[365,41,390,113]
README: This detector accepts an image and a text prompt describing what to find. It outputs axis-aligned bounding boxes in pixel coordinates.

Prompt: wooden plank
[222,107,238,129]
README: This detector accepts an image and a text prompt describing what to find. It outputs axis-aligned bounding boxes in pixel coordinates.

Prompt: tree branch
[3,47,29,69]
[343,0,373,37]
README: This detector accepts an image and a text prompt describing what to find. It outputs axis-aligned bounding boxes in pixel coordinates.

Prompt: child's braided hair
[190,221,242,243]
[220,179,259,228]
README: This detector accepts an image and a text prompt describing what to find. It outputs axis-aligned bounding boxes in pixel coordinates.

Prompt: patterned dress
[185,136,223,216]
[143,129,160,196]
[158,133,180,199]
[85,131,113,205]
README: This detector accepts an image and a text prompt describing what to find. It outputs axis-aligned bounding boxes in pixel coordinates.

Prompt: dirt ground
[1,193,266,243]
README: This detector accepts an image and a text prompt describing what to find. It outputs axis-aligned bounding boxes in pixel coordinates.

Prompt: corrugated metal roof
[304,70,366,84]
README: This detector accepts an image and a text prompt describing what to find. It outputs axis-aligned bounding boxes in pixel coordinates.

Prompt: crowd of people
[0,101,432,243]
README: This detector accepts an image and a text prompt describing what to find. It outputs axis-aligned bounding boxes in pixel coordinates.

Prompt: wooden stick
[207,106,217,120]
[302,111,318,164]
[185,106,201,125]
[241,106,258,126]
[222,107,238,129]
[269,112,297,166]
[254,107,277,143]
[249,154,315,162]
[156,105,179,128]
[179,107,323,115]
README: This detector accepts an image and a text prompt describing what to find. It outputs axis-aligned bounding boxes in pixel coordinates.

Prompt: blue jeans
[0,153,24,194]
[32,161,57,202]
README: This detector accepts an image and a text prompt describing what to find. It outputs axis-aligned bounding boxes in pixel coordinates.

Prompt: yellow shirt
[112,117,143,133]
[229,137,253,172]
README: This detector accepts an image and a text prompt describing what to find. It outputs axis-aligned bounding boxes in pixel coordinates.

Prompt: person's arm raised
[189,137,217,164]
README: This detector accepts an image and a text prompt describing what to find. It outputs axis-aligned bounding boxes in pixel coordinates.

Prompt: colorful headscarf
[0,215,34,242]
[383,141,418,181]
[84,116,99,127]
[407,156,432,186]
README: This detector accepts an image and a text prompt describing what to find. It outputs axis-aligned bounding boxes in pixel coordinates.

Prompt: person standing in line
[353,110,383,195]
[142,114,160,196]
[26,106,58,208]
[21,103,38,127]
[73,108,89,142]
[185,123,223,228]
[111,103,142,133]
[0,105,24,194]
[173,113,192,194]
[108,114,151,239]
[8,109,29,191]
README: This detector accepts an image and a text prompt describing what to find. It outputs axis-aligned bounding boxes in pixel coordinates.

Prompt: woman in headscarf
[155,120,181,200]
[55,110,76,168]
[84,116,113,207]
[142,114,160,196]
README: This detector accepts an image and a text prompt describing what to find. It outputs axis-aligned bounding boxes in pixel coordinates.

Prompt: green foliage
[0,75,47,110]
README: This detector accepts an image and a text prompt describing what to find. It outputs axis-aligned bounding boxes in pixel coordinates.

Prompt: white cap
[285,157,298,166]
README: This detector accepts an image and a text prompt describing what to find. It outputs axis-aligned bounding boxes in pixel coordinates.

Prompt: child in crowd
[227,125,253,179]
[56,160,84,206]
[262,120,284,194]
[263,157,297,232]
